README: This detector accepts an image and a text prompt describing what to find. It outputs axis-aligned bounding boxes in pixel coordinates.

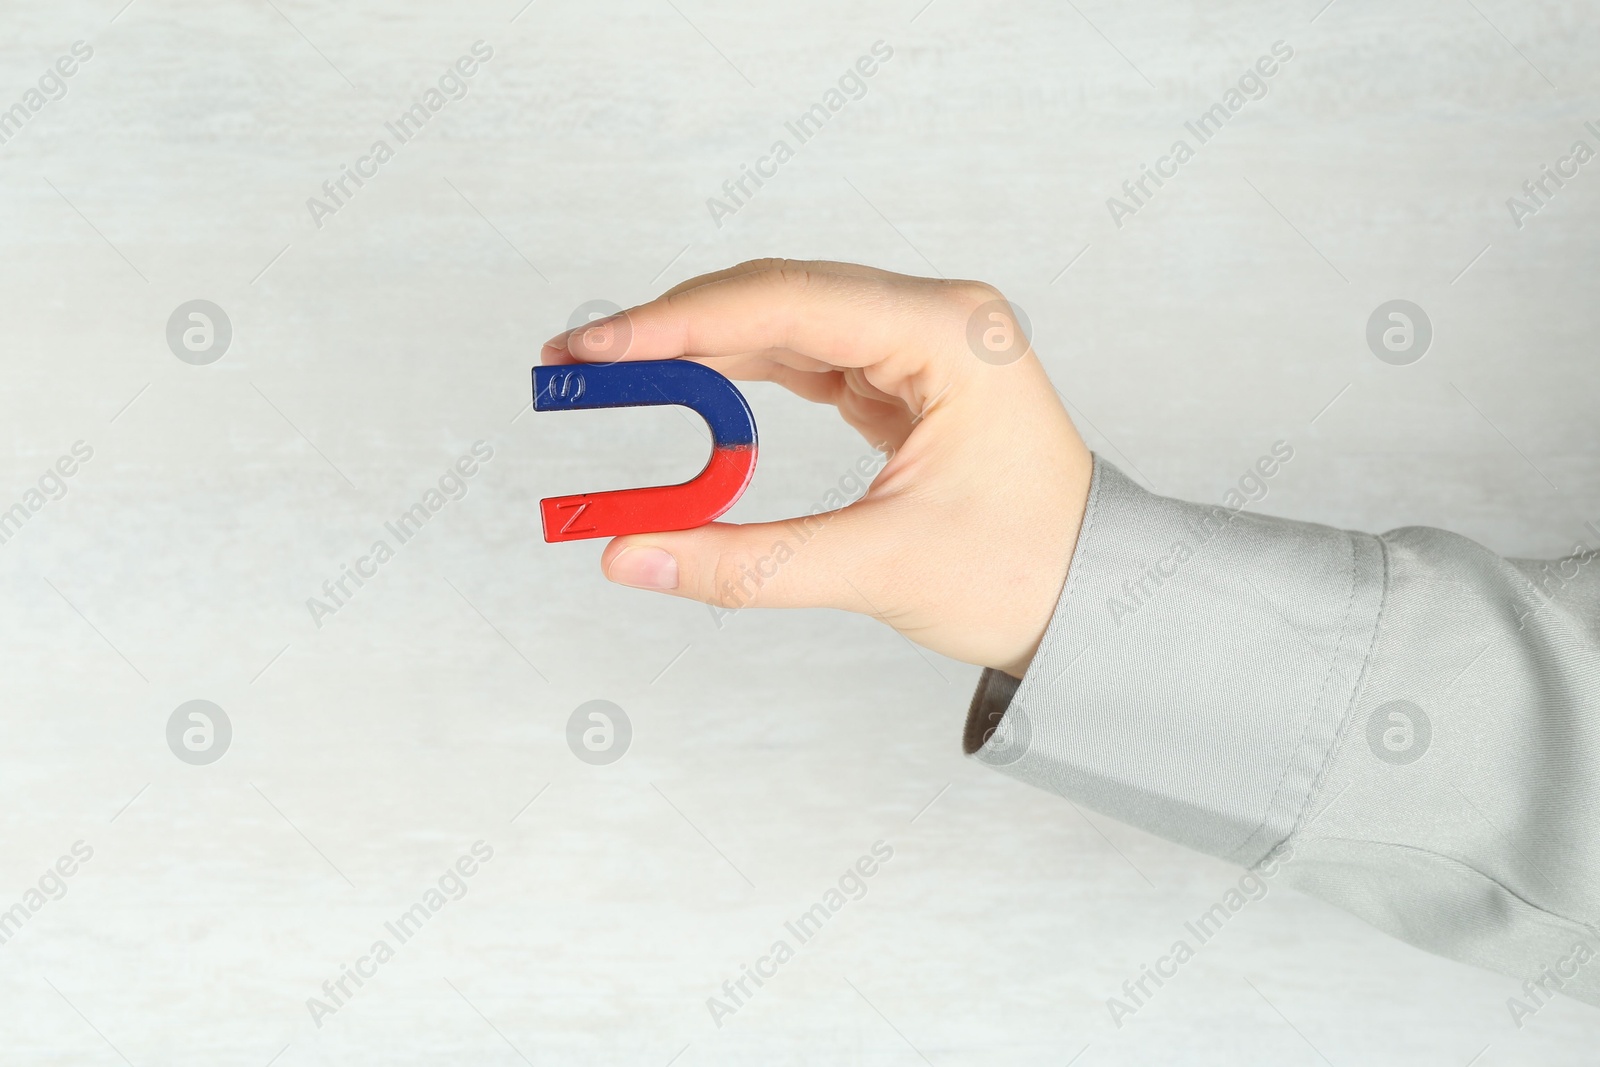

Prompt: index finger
[555,261,989,409]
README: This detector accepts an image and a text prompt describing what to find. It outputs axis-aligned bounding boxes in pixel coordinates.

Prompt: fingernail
[607,547,678,591]
[541,330,571,352]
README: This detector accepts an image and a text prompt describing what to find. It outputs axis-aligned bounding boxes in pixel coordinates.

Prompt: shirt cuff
[964,453,1386,867]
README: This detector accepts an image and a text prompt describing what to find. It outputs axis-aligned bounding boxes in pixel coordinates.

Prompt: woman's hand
[541,260,1094,679]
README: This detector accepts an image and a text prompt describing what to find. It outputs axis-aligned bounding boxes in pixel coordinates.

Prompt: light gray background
[2,0,1598,1063]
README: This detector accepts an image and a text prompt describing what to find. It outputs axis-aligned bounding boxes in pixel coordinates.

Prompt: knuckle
[739,258,815,292]
[705,554,750,609]
[704,546,768,609]
[773,263,814,289]
[735,256,788,275]
[658,287,690,315]
[946,278,1004,310]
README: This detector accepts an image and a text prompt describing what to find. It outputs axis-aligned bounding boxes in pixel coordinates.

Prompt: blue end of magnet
[533,361,756,447]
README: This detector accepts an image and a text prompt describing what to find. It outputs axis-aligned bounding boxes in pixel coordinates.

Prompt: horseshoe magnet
[532,360,758,543]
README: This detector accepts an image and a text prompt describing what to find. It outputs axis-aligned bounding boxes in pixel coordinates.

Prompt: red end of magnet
[540,444,757,542]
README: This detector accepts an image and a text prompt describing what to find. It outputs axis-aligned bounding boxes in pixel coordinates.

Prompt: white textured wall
[1,0,1597,1063]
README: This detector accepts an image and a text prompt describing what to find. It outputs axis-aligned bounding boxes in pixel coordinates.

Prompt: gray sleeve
[966,454,1600,1005]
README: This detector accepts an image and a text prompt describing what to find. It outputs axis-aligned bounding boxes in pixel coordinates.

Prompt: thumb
[600,507,882,613]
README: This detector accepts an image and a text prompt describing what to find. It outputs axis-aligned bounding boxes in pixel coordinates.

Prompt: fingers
[539,265,785,364]
[599,502,892,613]
[657,259,772,298]
[545,260,932,363]
[657,258,919,299]
[552,261,1000,415]
[603,267,904,368]
[759,366,908,440]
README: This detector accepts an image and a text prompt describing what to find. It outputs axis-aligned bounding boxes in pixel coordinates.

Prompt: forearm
[968,454,1600,1003]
